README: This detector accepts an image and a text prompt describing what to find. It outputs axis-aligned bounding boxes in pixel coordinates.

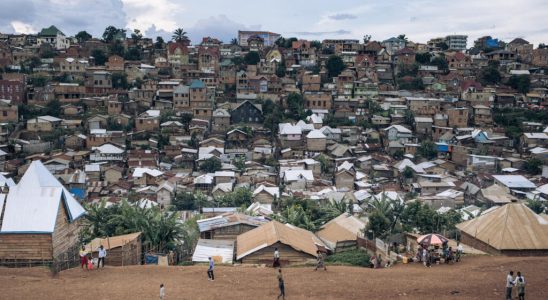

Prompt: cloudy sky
[0,0,546,46]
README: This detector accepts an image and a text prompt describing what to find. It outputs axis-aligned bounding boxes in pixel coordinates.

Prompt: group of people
[506,271,526,300]
[79,245,107,270]
[415,242,463,267]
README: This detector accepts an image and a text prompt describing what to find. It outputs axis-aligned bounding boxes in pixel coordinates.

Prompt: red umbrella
[417,234,449,246]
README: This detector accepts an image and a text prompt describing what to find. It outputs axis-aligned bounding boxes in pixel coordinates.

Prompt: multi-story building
[238,31,281,47]
[445,35,468,51]
[198,46,220,74]
[301,73,321,92]
[37,25,70,50]
[304,92,332,110]
[447,107,469,128]
[0,79,25,103]
[189,79,212,118]
[532,48,548,67]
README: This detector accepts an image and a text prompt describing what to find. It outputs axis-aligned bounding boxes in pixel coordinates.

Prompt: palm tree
[172,28,188,43]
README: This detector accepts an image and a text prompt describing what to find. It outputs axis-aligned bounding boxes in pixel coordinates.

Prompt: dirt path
[1,256,546,299]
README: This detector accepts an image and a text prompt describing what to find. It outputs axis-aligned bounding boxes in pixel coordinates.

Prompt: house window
[2,111,7,117]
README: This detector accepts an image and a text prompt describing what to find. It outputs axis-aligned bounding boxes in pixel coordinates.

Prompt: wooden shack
[85,232,142,266]
[237,220,327,265]
[0,161,86,262]
[197,213,268,240]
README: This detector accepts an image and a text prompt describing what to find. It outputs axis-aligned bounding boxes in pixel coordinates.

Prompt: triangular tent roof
[237,220,326,260]
[316,213,366,249]
[456,203,548,250]
[0,160,86,233]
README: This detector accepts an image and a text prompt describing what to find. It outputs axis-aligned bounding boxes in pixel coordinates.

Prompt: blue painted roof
[190,79,205,89]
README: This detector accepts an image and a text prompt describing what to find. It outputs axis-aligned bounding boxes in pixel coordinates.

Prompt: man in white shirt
[506,271,514,300]
[456,242,464,262]
[273,247,280,268]
[98,245,107,268]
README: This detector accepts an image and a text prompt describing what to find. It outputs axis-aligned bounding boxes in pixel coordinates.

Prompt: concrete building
[445,35,468,51]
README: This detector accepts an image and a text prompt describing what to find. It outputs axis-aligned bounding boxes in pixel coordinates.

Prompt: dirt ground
[1,256,547,300]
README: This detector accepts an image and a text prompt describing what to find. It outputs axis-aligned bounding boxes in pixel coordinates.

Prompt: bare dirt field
[1,256,547,300]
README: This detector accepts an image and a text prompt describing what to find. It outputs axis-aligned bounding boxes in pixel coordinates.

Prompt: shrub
[325,249,371,267]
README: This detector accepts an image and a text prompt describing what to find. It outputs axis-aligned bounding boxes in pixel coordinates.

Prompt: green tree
[310,40,322,49]
[181,113,193,131]
[155,36,165,49]
[29,75,49,87]
[276,59,286,78]
[526,199,545,214]
[82,200,188,252]
[109,40,125,56]
[217,187,253,207]
[230,38,238,45]
[404,110,415,127]
[131,29,143,42]
[479,64,501,85]
[436,42,449,50]
[366,210,391,239]
[326,55,345,78]
[232,156,246,173]
[91,49,107,65]
[415,52,431,64]
[507,75,531,94]
[417,140,437,159]
[199,157,222,173]
[75,31,92,43]
[524,158,543,175]
[102,26,126,42]
[402,166,414,178]
[317,154,332,173]
[188,132,199,148]
[172,28,189,43]
[431,56,449,73]
[286,92,306,120]
[124,47,142,61]
[44,99,62,117]
[112,72,129,89]
[244,51,260,65]
[172,192,197,210]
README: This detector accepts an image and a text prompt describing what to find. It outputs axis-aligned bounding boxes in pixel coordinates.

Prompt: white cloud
[11,21,36,34]
[122,0,185,34]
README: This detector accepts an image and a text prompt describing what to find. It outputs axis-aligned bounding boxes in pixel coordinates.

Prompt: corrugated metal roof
[0,161,86,233]
[192,239,234,263]
[197,213,268,232]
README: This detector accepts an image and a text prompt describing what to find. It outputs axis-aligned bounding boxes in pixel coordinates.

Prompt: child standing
[159,284,165,300]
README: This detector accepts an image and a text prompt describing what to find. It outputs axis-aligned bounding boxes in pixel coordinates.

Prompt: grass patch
[325,249,371,267]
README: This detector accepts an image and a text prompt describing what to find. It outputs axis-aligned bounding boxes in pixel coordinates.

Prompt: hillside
[1,256,546,299]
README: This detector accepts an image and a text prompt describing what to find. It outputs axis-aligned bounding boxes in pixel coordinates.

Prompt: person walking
[79,246,88,270]
[376,254,382,269]
[98,245,107,269]
[207,257,215,281]
[273,247,280,268]
[314,250,327,271]
[159,283,165,300]
[277,268,285,300]
[456,242,464,262]
[506,271,515,300]
[514,272,525,300]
